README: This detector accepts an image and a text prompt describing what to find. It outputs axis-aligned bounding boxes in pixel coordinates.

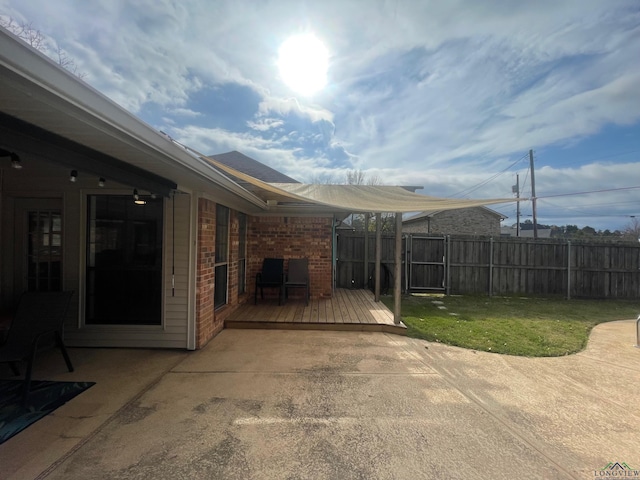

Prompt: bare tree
[366,173,382,186]
[309,173,339,184]
[54,44,87,79]
[0,17,46,49]
[346,169,366,185]
[342,169,396,231]
[621,217,640,241]
[1,15,86,79]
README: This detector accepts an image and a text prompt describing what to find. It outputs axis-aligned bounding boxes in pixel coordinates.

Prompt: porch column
[374,212,381,301]
[394,212,402,324]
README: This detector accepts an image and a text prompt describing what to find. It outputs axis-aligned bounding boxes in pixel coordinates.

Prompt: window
[238,213,247,294]
[214,205,229,309]
[27,210,62,291]
[86,195,163,325]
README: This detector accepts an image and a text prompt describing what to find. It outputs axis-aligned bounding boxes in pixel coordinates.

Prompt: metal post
[363,213,369,289]
[515,174,520,237]
[394,212,402,324]
[635,315,640,349]
[529,149,538,239]
[374,212,381,302]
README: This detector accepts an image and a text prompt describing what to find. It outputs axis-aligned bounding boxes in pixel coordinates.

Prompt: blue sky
[2,0,640,231]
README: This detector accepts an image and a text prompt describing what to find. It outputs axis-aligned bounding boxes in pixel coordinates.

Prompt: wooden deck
[225,288,406,335]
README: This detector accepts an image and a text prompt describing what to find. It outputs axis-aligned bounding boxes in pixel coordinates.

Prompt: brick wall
[196,198,217,348]
[196,208,334,347]
[248,216,333,301]
[403,208,501,236]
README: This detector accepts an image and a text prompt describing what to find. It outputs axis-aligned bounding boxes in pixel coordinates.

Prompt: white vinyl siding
[66,190,192,348]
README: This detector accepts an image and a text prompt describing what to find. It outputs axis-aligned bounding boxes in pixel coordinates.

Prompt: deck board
[225,289,406,335]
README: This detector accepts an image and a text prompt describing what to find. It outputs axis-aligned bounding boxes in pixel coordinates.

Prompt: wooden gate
[405,235,447,292]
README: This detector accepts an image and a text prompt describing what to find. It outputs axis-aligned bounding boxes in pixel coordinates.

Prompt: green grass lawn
[381,294,639,357]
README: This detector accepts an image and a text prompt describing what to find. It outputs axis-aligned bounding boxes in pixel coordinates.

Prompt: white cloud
[256,97,334,124]
[4,0,639,229]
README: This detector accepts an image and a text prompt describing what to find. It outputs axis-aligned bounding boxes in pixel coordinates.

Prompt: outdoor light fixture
[133,189,146,205]
[10,153,22,169]
[98,177,106,187]
[69,170,78,182]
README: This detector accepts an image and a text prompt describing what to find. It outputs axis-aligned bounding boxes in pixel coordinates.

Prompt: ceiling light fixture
[98,177,106,187]
[133,189,146,205]
[70,170,78,182]
[10,153,22,169]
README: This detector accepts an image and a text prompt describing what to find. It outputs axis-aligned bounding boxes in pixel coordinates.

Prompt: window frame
[214,204,230,309]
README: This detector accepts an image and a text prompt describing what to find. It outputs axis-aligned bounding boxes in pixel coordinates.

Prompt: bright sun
[278,34,329,96]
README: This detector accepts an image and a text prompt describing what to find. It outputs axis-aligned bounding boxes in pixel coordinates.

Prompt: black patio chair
[285,258,310,305]
[0,291,75,406]
[255,258,285,305]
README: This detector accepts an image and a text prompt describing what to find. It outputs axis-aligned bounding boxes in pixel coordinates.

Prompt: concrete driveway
[1,320,639,479]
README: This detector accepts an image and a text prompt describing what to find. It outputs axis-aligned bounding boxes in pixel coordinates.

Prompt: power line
[537,198,635,219]
[452,153,528,198]
[543,149,640,168]
[540,198,640,209]
[537,185,640,199]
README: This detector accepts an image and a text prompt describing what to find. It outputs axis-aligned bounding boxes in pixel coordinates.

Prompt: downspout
[187,192,198,350]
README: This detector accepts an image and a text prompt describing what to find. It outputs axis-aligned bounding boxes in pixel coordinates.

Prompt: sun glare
[278,34,329,96]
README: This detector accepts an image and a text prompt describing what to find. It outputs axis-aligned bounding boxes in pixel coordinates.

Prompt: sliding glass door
[86,195,163,325]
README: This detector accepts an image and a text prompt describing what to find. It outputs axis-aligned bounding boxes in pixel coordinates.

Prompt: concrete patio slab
[1,320,638,479]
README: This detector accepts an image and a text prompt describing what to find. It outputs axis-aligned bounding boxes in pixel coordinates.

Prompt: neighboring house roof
[404,206,506,223]
[208,151,300,183]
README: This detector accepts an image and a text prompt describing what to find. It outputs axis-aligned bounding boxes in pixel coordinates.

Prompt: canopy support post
[394,212,402,324]
[363,213,370,289]
[374,212,381,302]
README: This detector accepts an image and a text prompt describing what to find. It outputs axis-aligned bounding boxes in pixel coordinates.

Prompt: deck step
[225,320,407,336]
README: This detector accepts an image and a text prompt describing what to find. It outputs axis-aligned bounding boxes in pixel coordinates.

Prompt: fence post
[445,235,451,295]
[404,234,409,294]
[567,240,571,300]
[489,237,494,297]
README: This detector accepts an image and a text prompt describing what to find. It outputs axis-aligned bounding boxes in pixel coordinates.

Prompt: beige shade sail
[270,183,520,213]
[204,155,522,213]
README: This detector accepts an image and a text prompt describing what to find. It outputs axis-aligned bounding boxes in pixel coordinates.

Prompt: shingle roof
[207,151,300,183]
[404,206,506,223]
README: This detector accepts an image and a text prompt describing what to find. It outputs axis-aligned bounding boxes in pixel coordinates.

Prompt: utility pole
[512,174,520,237]
[529,149,538,239]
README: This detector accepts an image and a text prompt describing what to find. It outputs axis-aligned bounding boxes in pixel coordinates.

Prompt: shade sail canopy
[204,155,521,213]
[271,183,518,213]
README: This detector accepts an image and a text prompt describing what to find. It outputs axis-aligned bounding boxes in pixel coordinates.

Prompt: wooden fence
[335,231,640,299]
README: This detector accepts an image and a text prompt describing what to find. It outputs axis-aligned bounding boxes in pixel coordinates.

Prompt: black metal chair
[0,291,75,406]
[255,258,285,305]
[285,258,310,305]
